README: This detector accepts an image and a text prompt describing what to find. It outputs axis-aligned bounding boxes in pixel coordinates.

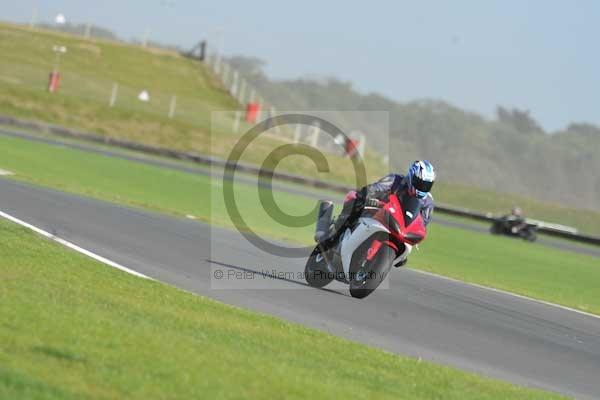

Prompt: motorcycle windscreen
[399,192,423,226]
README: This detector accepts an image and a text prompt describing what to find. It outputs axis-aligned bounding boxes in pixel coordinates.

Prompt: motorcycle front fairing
[334,192,428,283]
[339,217,391,278]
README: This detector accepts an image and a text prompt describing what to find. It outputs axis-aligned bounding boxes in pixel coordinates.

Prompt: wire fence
[3,20,367,157]
[0,55,237,134]
[202,46,367,157]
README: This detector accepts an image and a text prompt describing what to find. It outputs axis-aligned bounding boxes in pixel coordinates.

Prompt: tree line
[227,56,600,212]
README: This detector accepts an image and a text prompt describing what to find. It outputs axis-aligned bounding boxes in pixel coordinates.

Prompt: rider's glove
[365,197,380,208]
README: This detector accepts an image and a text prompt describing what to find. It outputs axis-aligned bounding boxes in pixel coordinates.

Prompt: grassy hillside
[1,133,599,315]
[0,22,386,184]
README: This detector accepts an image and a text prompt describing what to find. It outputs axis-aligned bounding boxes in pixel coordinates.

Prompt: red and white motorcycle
[305,191,427,298]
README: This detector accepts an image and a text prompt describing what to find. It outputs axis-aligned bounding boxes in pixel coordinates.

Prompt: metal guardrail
[1,114,599,246]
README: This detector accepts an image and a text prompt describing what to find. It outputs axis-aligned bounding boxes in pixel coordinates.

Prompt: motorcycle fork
[355,240,383,281]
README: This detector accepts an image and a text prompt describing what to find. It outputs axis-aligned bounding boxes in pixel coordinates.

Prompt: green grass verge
[410,225,600,313]
[0,134,599,315]
[0,218,566,399]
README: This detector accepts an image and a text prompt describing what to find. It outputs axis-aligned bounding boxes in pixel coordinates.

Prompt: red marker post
[345,138,359,158]
[48,45,67,93]
[48,72,61,93]
[245,102,261,123]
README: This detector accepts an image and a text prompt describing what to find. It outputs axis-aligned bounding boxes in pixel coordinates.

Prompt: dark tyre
[349,242,395,299]
[525,231,537,242]
[305,246,334,288]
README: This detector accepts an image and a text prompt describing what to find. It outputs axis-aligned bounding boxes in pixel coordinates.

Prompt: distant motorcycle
[305,192,427,299]
[490,216,538,242]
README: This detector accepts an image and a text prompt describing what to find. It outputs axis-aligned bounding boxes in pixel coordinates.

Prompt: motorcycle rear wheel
[304,246,335,288]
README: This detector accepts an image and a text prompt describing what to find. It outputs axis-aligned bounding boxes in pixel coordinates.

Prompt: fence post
[357,133,366,157]
[205,45,214,69]
[310,122,320,147]
[84,23,91,39]
[142,28,149,47]
[238,79,246,104]
[230,70,239,97]
[214,52,221,75]
[293,125,302,143]
[222,63,230,86]
[232,110,241,133]
[109,83,119,107]
[29,8,38,29]
[168,95,177,119]
[256,96,264,121]
[270,107,281,133]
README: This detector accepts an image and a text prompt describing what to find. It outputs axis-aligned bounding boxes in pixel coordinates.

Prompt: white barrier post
[212,29,225,76]
[232,110,241,133]
[109,83,119,107]
[206,46,215,71]
[293,125,302,143]
[168,95,177,119]
[270,107,281,133]
[142,28,149,48]
[238,79,246,104]
[256,96,263,121]
[222,63,230,86]
[29,8,38,29]
[230,70,239,97]
[84,23,91,39]
[214,51,221,75]
[310,122,320,147]
[357,133,366,157]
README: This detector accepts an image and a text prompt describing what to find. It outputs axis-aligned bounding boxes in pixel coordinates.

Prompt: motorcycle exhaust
[314,201,334,242]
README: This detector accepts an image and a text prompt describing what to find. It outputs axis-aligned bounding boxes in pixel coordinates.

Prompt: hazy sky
[3,0,599,131]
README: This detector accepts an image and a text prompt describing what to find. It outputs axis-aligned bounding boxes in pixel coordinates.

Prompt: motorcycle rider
[503,206,528,234]
[316,160,436,266]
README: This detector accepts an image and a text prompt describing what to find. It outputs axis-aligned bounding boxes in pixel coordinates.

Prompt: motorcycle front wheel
[523,229,537,242]
[349,241,395,299]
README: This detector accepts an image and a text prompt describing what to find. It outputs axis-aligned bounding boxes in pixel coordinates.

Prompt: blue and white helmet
[407,160,436,199]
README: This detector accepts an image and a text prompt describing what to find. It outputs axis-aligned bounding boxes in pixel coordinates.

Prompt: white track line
[0,210,152,280]
[1,208,597,320]
[411,268,600,320]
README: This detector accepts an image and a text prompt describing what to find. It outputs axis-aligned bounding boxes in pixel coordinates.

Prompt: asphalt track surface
[2,179,600,399]
[1,127,599,259]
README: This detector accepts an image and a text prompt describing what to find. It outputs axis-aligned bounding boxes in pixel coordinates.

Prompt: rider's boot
[314,201,334,243]
[317,217,346,248]
[316,203,356,250]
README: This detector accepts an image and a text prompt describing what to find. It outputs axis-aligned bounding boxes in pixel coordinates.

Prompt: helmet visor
[412,176,434,193]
